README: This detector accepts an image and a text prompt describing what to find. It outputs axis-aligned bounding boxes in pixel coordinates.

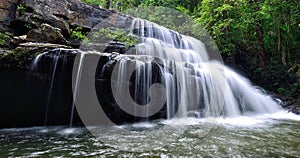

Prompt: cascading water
[44,52,60,125]
[110,18,281,119]
[30,17,282,126]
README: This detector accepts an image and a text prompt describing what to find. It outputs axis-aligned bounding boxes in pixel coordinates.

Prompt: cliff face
[1,0,113,36]
[0,0,131,70]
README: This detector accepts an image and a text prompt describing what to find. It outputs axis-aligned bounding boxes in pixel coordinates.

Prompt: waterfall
[70,52,85,127]
[44,52,60,125]
[110,18,281,119]
[29,17,282,125]
[30,49,75,126]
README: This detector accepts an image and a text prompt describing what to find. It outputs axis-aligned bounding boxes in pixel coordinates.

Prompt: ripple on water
[0,114,299,157]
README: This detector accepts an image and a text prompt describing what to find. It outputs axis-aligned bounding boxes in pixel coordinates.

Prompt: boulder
[26,23,67,44]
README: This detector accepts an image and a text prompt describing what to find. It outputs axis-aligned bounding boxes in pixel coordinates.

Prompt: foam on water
[159,110,300,127]
[265,111,300,121]
[57,128,83,135]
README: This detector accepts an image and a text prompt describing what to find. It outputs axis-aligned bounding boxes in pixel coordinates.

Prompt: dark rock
[279,96,300,115]
[0,42,71,70]
[0,48,79,128]
[26,23,67,44]
[103,41,126,54]
[0,47,171,127]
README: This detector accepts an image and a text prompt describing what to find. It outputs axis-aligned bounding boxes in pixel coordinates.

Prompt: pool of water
[1,111,299,157]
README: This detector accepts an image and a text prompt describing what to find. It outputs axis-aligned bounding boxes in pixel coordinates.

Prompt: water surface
[1,112,299,157]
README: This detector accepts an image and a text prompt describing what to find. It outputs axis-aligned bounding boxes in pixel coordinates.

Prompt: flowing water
[29,17,284,124]
[107,18,282,119]
[0,112,299,157]
[4,17,299,156]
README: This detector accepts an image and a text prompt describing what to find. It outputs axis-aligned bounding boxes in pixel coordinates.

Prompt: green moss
[0,47,45,70]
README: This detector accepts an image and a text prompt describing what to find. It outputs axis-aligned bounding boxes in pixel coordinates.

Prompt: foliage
[17,3,30,14]
[0,32,11,46]
[89,28,138,49]
[253,60,300,97]
[17,5,26,12]
[80,0,107,8]
[196,0,300,97]
[70,27,87,40]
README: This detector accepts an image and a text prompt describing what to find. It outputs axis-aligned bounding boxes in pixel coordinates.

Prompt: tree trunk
[278,21,287,66]
[253,0,265,68]
[255,21,265,68]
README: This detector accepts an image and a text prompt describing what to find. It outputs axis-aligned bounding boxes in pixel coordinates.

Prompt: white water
[112,18,282,119]
[160,110,300,127]
[29,18,289,125]
[30,52,47,71]
[70,52,85,127]
[44,52,60,125]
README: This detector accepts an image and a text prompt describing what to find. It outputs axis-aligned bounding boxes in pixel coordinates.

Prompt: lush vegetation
[80,0,300,97]
[70,26,88,41]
